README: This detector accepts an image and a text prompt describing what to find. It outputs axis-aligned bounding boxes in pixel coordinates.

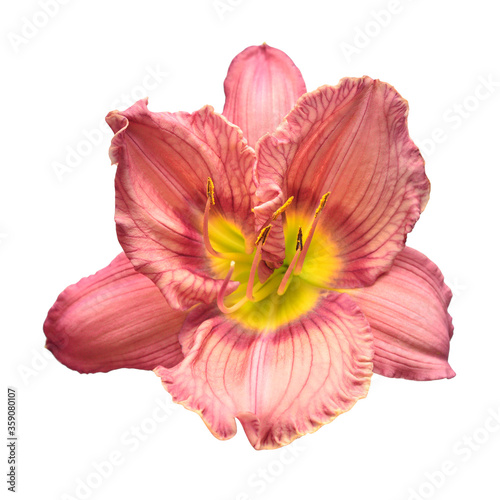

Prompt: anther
[247,225,272,300]
[206,177,215,205]
[294,192,331,275]
[295,227,303,251]
[272,196,294,220]
[255,225,271,246]
[315,192,330,217]
[203,177,221,257]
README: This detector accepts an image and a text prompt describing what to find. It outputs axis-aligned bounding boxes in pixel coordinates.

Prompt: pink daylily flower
[44,44,454,450]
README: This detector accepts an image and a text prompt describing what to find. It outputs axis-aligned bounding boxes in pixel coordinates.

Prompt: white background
[2,0,500,499]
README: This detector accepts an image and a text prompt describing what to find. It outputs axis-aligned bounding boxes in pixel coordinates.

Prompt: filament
[246,225,271,300]
[217,261,248,314]
[277,227,303,295]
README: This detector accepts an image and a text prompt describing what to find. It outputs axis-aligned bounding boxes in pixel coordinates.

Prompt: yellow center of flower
[205,180,342,330]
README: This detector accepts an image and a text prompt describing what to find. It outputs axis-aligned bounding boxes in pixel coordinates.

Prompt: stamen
[272,196,294,220]
[294,192,331,275]
[277,227,303,295]
[246,225,271,300]
[217,261,248,314]
[203,178,221,257]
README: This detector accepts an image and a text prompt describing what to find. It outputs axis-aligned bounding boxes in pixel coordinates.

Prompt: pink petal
[347,247,455,381]
[106,99,256,310]
[44,254,186,374]
[155,292,373,449]
[255,78,430,286]
[222,44,306,148]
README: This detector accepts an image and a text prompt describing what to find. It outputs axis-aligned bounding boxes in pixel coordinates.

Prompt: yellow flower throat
[204,179,341,330]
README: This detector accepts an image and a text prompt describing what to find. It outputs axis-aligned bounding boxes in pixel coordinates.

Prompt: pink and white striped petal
[155,292,373,450]
[347,247,455,381]
[223,44,306,149]
[44,254,186,374]
[107,99,256,310]
[255,78,430,287]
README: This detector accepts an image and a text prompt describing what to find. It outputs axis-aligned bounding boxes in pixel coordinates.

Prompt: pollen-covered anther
[246,225,272,300]
[255,224,272,246]
[206,177,215,205]
[272,196,294,221]
[294,191,331,275]
[315,192,330,217]
[203,177,221,257]
[295,227,303,251]
[277,227,303,296]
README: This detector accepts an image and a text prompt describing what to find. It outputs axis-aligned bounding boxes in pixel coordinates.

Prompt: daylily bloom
[44,44,454,450]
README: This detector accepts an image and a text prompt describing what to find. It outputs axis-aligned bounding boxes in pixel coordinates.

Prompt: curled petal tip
[110,100,255,309]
